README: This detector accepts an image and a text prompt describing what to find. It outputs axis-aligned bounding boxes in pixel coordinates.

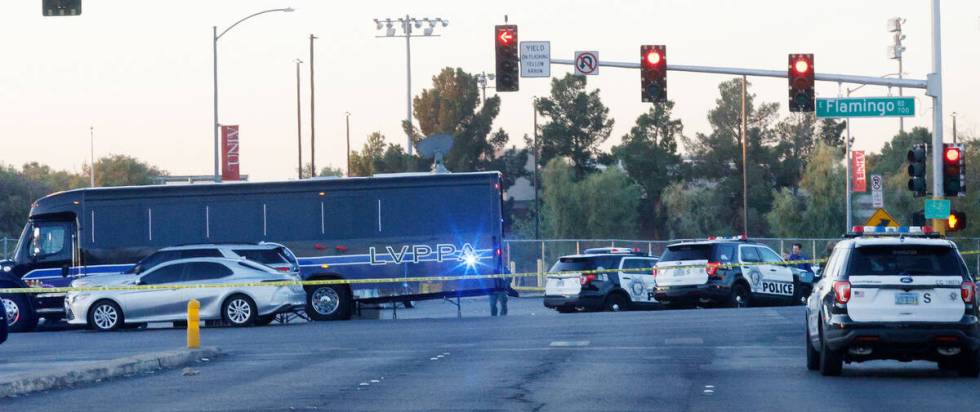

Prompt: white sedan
[66,257,306,331]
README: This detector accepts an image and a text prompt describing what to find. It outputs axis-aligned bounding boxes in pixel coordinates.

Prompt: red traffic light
[944,146,961,164]
[645,50,662,66]
[497,29,514,45]
[794,59,810,74]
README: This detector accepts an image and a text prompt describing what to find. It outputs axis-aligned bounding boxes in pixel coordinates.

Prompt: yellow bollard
[187,299,200,349]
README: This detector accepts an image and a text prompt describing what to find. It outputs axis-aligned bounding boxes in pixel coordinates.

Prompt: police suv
[544,248,658,312]
[806,226,980,377]
[654,237,813,308]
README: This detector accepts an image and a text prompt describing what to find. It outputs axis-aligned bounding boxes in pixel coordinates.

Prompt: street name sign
[924,199,951,219]
[520,41,550,78]
[816,97,915,118]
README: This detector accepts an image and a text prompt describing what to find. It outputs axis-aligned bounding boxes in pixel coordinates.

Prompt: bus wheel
[2,294,38,333]
[307,285,351,321]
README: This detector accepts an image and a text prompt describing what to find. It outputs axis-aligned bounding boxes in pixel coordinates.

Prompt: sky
[1,0,979,181]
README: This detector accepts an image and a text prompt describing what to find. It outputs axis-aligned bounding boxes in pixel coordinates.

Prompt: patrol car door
[620,258,656,303]
[738,246,764,294]
[756,246,795,298]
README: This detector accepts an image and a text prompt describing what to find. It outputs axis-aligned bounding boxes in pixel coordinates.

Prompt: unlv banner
[852,150,866,193]
[221,125,240,181]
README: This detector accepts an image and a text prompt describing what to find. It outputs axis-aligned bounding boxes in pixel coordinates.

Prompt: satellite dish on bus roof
[415,133,454,174]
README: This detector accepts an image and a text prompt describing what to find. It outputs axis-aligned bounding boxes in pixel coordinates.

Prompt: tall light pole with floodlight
[373,16,448,156]
[213,7,294,182]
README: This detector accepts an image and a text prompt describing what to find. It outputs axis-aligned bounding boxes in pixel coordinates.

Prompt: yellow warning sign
[865,208,900,228]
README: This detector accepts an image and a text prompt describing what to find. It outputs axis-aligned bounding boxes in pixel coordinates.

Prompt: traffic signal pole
[929,0,945,235]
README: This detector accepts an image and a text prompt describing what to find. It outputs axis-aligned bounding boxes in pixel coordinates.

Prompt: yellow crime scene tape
[0,256,834,295]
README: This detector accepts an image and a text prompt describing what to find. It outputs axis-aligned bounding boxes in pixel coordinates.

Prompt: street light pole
[533,97,540,240]
[212,7,294,183]
[930,0,945,234]
[295,59,303,179]
[740,75,749,238]
[373,16,449,155]
[310,34,317,178]
[345,112,351,176]
[89,126,95,187]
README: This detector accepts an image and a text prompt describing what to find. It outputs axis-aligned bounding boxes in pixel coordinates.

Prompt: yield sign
[864,208,900,228]
[574,51,599,76]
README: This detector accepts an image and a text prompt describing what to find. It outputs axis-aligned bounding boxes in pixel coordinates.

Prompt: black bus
[0,172,505,331]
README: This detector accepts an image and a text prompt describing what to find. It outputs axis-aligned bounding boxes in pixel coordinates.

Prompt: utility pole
[309,34,317,177]
[89,126,95,187]
[345,112,351,176]
[740,76,749,238]
[295,59,303,179]
[952,112,958,144]
[533,97,540,240]
[477,72,495,103]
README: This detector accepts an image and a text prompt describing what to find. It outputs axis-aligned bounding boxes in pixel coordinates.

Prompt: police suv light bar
[848,226,936,237]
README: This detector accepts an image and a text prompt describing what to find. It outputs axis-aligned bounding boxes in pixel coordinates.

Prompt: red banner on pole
[221,125,240,182]
[852,150,866,193]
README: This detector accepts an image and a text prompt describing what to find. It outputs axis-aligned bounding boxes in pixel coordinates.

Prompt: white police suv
[805,226,980,377]
[654,237,813,308]
[544,248,658,312]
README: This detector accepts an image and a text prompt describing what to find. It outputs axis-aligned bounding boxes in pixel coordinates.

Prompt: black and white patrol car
[543,248,658,312]
[805,226,980,377]
[654,237,813,308]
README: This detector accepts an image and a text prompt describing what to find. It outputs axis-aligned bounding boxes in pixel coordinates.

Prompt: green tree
[660,180,731,239]
[536,74,615,179]
[0,165,36,237]
[681,78,780,235]
[766,143,847,237]
[539,159,641,238]
[612,101,683,238]
[299,163,344,178]
[406,68,510,173]
[349,132,389,177]
[85,154,166,187]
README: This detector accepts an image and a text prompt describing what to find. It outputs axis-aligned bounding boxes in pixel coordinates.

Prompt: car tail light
[651,267,658,278]
[705,262,722,279]
[275,267,290,272]
[962,281,976,304]
[580,273,597,286]
[833,281,851,304]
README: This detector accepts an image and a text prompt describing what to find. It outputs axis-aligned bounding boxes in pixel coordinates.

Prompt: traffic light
[494,25,519,92]
[911,210,926,227]
[946,210,967,232]
[43,0,81,16]
[907,143,927,197]
[641,45,667,103]
[788,54,814,112]
[942,143,966,197]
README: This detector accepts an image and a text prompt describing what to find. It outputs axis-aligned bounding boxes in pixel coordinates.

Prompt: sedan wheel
[222,295,257,327]
[88,301,123,331]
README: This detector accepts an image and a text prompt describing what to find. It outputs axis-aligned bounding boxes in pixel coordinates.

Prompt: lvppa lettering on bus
[368,243,487,267]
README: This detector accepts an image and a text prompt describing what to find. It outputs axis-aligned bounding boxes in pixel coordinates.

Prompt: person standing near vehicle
[788,243,813,273]
[490,274,509,317]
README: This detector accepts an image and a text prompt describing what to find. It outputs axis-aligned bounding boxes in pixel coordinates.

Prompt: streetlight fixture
[888,17,907,134]
[373,15,449,156]
[212,7,294,182]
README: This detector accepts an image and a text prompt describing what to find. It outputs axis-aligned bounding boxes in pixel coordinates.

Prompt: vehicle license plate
[895,292,919,305]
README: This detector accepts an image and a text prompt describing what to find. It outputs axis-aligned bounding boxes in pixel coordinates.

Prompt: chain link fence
[1,237,14,260]
[503,237,980,289]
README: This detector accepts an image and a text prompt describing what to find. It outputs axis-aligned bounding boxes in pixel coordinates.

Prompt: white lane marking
[430,357,439,360]
[370,379,380,383]
[549,340,591,347]
[664,337,704,345]
[705,385,715,389]
[359,382,369,386]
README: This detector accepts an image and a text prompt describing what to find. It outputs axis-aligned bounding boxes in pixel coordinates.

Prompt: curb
[0,346,221,398]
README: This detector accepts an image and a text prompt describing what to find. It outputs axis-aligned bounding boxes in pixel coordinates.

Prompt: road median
[0,346,221,398]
